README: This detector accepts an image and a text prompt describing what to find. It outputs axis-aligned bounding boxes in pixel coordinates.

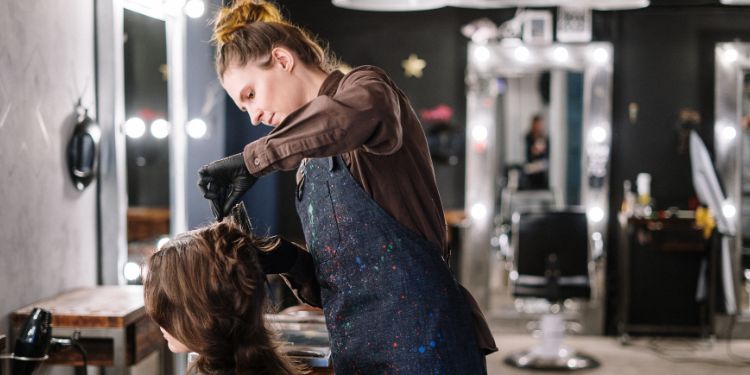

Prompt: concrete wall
[0,0,98,372]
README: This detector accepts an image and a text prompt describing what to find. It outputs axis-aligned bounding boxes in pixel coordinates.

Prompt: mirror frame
[714,42,750,318]
[97,0,188,285]
[462,41,612,332]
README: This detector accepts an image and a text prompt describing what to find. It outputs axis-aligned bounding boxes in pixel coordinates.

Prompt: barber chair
[504,209,600,371]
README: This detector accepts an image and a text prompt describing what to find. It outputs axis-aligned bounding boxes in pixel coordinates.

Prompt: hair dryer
[12,308,52,375]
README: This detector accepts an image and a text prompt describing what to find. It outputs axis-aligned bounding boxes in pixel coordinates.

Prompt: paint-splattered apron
[296,155,486,374]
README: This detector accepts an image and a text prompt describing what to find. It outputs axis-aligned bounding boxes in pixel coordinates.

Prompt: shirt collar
[317,70,345,96]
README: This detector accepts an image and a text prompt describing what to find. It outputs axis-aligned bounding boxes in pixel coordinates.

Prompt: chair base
[504,348,600,371]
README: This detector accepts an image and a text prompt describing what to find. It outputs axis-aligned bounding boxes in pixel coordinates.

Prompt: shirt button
[253,158,260,166]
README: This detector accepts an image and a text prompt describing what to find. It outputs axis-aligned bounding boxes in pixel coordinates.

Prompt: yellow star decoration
[401,54,426,78]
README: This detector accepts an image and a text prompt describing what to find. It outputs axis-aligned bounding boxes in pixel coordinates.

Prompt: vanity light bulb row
[123,117,208,139]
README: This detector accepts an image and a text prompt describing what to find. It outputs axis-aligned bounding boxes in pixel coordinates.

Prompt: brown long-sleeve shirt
[243,65,496,354]
[243,65,448,259]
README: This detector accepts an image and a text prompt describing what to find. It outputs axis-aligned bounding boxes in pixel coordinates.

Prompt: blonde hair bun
[213,0,285,45]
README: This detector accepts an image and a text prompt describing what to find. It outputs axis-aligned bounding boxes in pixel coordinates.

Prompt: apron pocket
[326,181,343,244]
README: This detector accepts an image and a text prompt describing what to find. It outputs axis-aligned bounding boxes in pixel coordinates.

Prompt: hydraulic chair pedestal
[504,314,600,371]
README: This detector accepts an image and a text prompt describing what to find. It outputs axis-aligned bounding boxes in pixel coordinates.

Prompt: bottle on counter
[620,179,636,219]
[635,173,655,218]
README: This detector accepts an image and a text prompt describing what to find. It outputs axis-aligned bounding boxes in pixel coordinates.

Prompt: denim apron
[295,155,486,374]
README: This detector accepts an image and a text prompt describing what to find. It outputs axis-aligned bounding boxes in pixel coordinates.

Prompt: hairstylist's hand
[197,153,257,220]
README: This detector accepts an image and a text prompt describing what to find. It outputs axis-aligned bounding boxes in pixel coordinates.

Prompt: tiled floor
[486,333,750,374]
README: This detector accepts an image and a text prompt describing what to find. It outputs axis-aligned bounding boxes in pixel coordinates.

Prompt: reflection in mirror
[497,70,583,206]
[716,42,750,318]
[463,42,612,335]
[123,9,170,285]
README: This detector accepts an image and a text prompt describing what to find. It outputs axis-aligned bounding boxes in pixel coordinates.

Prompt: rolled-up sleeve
[243,67,403,175]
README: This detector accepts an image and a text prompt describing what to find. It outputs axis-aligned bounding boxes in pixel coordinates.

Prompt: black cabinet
[617,217,714,337]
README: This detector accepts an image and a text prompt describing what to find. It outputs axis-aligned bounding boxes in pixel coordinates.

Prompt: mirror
[462,41,612,334]
[496,70,584,206]
[716,42,750,317]
[123,8,171,285]
[96,0,188,287]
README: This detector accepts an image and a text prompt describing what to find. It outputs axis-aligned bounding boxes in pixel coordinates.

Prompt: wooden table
[10,286,163,374]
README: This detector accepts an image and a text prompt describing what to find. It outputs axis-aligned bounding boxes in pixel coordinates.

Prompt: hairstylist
[198,1,497,373]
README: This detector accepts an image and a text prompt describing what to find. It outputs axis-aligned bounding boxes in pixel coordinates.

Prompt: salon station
[3,0,750,374]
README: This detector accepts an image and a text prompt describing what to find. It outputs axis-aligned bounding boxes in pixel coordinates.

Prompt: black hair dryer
[12,308,52,375]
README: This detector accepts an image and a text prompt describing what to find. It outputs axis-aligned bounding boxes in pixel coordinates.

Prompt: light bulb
[514,46,530,62]
[157,236,170,250]
[470,203,487,220]
[722,47,739,64]
[721,126,737,141]
[186,118,207,139]
[150,119,170,139]
[722,203,736,219]
[474,45,490,63]
[471,125,488,142]
[124,262,142,281]
[591,126,607,143]
[124,117,146,139]
[553,46,569,62]
[184,0,205,18]
[588,206,605,223]
[593,47,609,64]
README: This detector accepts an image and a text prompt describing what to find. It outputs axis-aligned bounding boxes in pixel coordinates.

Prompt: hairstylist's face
[160,327,191,353]
[222,47,309,127]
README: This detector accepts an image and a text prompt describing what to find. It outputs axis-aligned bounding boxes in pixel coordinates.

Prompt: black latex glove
[197,152,257,220]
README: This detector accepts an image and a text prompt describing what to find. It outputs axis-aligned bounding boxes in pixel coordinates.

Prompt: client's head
[144,219,300,374]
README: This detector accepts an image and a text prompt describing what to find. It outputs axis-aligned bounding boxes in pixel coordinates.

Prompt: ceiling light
[332,0,650,11]
[451,0,560,7]
[720,0,750,5]
[577,0,649,10]
[331,0,447,11]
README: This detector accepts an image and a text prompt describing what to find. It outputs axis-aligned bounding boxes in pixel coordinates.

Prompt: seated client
[143,219,307,374]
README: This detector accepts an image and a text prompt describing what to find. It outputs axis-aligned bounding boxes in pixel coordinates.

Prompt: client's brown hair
[144,219,302,374]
